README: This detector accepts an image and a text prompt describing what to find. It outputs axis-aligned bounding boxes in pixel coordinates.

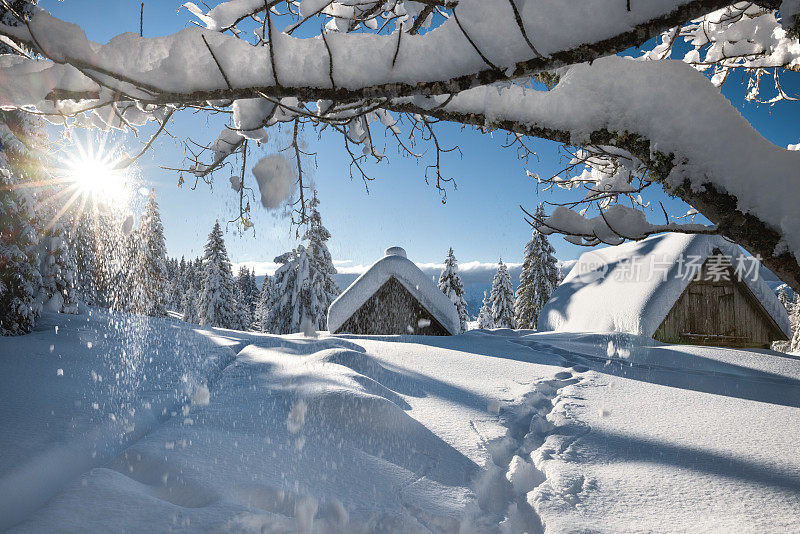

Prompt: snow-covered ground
[0,310,240,530]
[2,313,800,532]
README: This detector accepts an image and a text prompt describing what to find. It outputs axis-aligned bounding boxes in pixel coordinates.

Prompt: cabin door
[687,284,735,336]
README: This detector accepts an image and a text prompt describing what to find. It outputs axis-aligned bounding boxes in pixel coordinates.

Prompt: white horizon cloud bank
[233,259,575,287]
[233,259,522,276]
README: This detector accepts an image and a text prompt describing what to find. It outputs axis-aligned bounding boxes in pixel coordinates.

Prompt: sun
[70,155,125,200]
[35,136,135,232]
[63,141,130,208]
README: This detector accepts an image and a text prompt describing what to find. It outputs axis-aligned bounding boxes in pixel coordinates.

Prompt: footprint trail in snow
[468,366,591,534]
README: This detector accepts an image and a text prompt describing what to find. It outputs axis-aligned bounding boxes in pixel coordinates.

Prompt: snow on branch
[0,0,757,108]
[531,204,717,246]
[639,3,800,103]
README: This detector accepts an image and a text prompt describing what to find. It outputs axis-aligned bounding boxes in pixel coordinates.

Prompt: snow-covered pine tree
[303,196,340,330]
[179,257,192,297]
[182,286,199,324]
[34,173,80,315]
[128,191,168,317]
[236,265,258,326]
[193,258,203,292]
[171,258,182,309]
[491,259,516,329]
[0,165,41,335]
[162,257,174,306]
[0,107,43,334]
[438,247,468,333]
[174,257,190,315]
[253,274,277,332]
[235,265,248,295]
[166,258,184,311]
[265,196,339,334]
[178,256,187,292]
[111,229,133,312]
[787,293,800,353]
[778,285,792,314]
[39,217,79,314]
[70,211,98,307]
[266,246,307,334]
[514,205,561,330]
[476,291,494,330]
[198,221,236,328]
[772,286,795,352]
[248,268,259,313]
[92,212,126,309]
[1,109,78,315]
[231,285,252,331]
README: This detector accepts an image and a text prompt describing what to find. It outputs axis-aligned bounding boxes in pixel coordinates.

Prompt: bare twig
[265,5,280,87]
[392,22,403,68]
[201,34,233,90]
[452,8,498,70]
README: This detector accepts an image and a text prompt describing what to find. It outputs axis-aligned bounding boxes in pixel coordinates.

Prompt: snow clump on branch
[252,153,297,210]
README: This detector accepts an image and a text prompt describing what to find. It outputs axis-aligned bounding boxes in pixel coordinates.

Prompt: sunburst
[27,134,135,233]
[62,136,130,208]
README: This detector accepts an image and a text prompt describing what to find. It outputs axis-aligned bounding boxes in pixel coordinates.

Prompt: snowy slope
[512,332,800,533]
[0,310,241,530]
[3,317,800,532]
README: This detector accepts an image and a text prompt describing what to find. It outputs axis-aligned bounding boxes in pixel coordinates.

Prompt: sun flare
[70,156,123,199]
[63,143,130,208]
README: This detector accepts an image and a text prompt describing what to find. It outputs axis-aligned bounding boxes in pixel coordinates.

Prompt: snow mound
[314,348,425,397]
[0,310,239,530]
[327,247,460,335]
[18,340,477,532]
[539,233,790,338]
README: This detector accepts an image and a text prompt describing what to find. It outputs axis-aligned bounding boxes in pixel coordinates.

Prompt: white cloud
[334,264,371,275]
[234,259,575,287]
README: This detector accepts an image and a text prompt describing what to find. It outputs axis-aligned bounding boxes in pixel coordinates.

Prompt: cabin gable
[654,251,788,348]
[334,277,451,336]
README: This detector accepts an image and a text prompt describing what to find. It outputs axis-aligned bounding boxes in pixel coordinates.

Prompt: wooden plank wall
[335,277,451,336]
[654,253,781,348]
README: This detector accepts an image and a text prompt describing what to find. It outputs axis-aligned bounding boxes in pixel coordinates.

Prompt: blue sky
[42,1,800,268]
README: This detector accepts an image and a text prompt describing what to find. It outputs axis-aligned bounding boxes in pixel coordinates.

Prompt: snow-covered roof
[539,233,791,338]
[328,247,460,335]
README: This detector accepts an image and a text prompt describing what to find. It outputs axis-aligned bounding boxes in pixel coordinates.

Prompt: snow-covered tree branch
[0,0,798,289]
[0,1,783,106]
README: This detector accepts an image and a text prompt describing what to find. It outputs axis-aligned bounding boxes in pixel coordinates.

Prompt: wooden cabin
[538,234,790,348]
[327,247,460,336]
[653,250,787,347]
